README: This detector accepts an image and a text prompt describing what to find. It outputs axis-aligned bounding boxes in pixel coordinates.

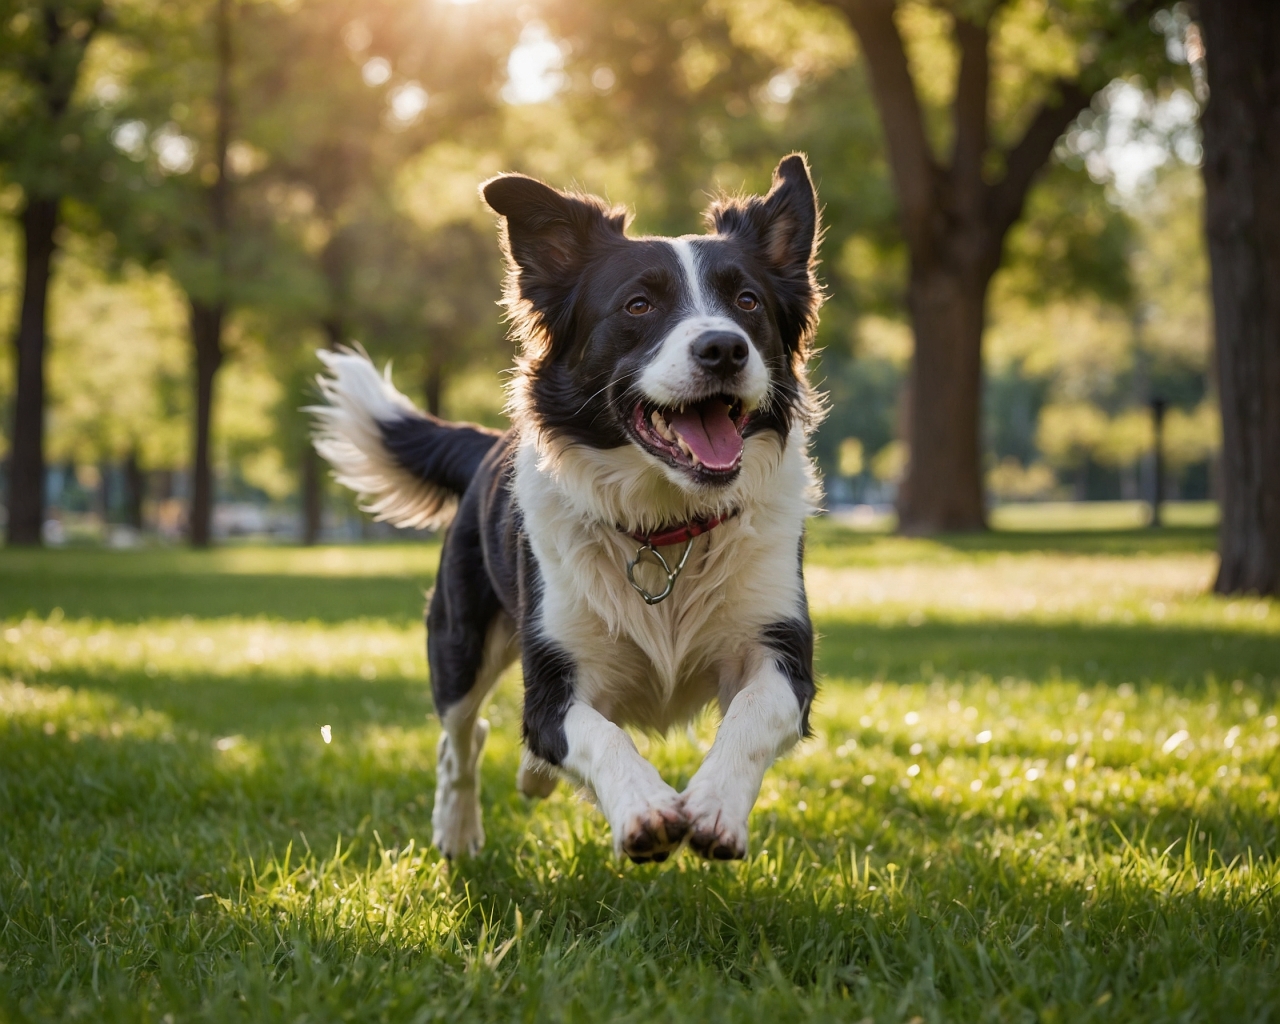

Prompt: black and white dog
[310,154,823,863]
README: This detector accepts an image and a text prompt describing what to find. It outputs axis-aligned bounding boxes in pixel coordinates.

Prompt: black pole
[1150,398,1167,528]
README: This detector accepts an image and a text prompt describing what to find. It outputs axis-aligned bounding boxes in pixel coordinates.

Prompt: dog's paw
[516,750,559,799]
[616,795,688,864]
[681,788,748,861]
[432,788,485,859]
[431,721,488,859]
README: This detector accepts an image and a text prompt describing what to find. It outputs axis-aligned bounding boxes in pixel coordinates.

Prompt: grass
[988,501,1218,533]
[1,521,1278,1023]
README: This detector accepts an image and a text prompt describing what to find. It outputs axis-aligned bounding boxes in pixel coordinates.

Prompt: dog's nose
[691,332,749,378]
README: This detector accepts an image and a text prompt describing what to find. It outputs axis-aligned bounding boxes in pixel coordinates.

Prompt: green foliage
[45,234,189,466]
[1001,163,1134,308]
[0,0,113,202]
[2,529,1278,1020]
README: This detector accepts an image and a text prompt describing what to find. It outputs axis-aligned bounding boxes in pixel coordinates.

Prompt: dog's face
[484,155,821,490]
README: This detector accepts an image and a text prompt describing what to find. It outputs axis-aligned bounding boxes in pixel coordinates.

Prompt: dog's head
[484,154,821,491]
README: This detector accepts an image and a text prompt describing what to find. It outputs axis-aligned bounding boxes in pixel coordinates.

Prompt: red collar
[625,510,737,548]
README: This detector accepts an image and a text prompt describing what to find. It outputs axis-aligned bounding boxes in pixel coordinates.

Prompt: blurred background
[0,0,1218,546]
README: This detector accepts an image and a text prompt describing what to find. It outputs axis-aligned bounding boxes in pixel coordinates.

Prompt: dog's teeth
[688,448,701,466]
[676,436,692,459]
[651,410,675,442]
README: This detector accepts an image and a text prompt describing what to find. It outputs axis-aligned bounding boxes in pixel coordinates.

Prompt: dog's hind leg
[428,490,518,859]
[430,609,516,858]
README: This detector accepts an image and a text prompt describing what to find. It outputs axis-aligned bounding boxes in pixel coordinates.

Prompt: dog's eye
[625,297,653,315]
[736,292,759,311]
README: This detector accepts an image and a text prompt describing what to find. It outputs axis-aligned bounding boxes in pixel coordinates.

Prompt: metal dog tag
[625,537,695,605]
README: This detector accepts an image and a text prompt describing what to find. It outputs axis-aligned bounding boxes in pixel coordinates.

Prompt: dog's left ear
[707,154,822,353]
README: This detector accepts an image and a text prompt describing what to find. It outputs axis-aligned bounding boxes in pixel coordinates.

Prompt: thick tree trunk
[188,300,225,548]
[897,267,988,532]
[1200,0,1280,595]
[6,197,60,547]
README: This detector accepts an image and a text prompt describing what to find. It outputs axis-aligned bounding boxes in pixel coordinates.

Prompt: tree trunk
[1150,399,1167,528]
[1200,0,1280,595]
[123,449,145,530]
[897,267,987,533]
[188,300,225,548]
[423,358,443,417]
[301,441,323,545]
[6,197,60,546]
[183,0,234,550]
[301,317,344,546]
[95,461,110,525]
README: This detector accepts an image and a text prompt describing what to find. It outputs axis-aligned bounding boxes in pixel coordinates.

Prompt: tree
[822,0,1168,532]
[1199,0,1280,596]
[0,0,108,545]
[185,0,233,549]
[542,0,786,234]
[96,0,244,547]
[45,237,189,512]
[350,215,505,417]
[241,0,516,542]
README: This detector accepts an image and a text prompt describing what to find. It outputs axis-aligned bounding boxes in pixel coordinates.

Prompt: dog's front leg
[682,630,814,860]
[521,555,686,862]
[559,703,688,862]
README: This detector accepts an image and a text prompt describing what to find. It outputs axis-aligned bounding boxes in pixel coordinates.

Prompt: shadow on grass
[1,527,1218,625]
[814,616,1280,693]
[806,521,1217,562]
[0,570,434,623]
[8,668,437,738]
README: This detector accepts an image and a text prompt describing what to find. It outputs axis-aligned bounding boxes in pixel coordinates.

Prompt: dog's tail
[306,348,503,530]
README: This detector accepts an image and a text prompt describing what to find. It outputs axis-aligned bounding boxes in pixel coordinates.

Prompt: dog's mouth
[630,395,749,482]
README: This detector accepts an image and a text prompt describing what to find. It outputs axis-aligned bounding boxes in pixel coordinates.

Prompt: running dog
[309,154,824,863]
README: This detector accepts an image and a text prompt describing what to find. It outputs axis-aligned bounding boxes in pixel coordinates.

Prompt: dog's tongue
[669,399,743,470]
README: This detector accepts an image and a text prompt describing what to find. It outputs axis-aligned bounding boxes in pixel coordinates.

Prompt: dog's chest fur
[513,428,815,732]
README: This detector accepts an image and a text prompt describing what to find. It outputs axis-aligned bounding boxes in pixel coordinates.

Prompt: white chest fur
[513,429,816,731]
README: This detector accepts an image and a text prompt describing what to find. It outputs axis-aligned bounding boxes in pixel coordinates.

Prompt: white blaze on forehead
[635,238,769,408]
[669,237,709,315]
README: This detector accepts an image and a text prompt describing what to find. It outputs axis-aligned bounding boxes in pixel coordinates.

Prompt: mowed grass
[1,523,1278,1023]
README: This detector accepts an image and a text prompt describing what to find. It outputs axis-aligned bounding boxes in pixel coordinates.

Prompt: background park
[1,0,1278,1020]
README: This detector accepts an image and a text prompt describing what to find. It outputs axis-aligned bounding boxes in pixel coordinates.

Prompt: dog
[309,154,823,863]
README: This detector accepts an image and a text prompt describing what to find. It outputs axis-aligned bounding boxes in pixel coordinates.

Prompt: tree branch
[950,14,989,222]
[830,0,938,253]
[986,78,1091,243]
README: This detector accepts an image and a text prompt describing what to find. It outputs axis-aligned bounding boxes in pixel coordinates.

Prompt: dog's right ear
[482,176,627,343]
[483,175,623,276]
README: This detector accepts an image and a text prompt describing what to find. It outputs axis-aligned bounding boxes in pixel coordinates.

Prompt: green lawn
[1,524,1278,1022]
